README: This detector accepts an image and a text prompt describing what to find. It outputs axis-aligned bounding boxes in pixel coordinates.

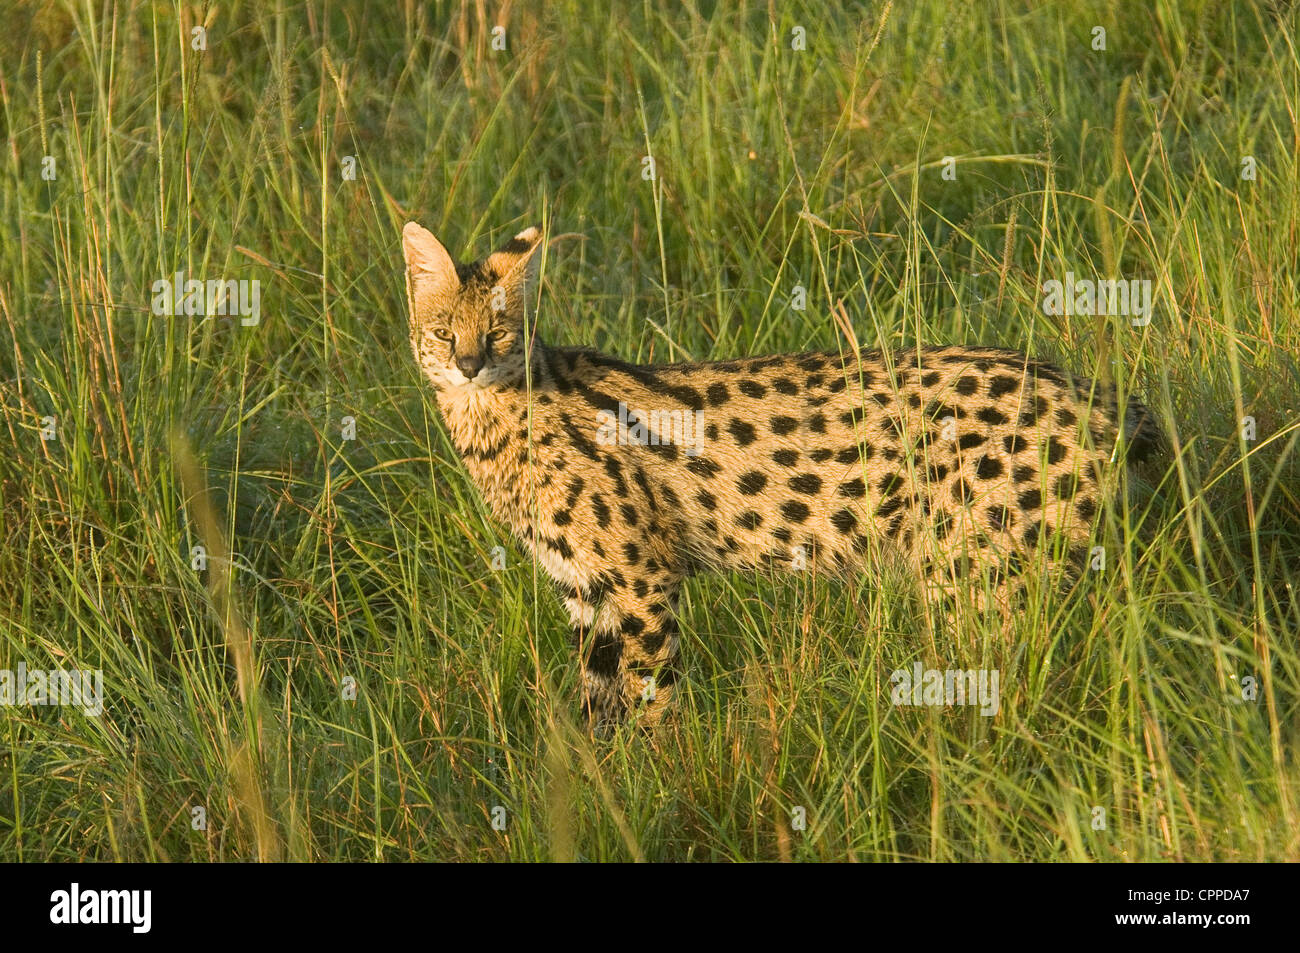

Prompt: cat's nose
[456,355,485,379]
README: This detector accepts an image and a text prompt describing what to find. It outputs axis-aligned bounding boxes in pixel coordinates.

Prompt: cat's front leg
[564,575,682,734]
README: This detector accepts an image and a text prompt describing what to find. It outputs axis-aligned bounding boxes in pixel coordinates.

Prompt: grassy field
[1,0,1297,862]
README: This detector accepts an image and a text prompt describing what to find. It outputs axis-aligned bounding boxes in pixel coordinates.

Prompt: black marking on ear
[497,235,539,256]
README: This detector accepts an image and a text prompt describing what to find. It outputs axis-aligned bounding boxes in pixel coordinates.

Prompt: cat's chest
[438,389,570,529]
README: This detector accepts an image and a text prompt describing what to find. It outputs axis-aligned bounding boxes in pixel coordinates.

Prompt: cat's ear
[484,225,544,322]
[403,222,459,315]
[486,225,543,280]
[488,226,546,282]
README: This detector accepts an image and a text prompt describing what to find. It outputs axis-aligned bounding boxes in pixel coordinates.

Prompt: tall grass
[1,0,1297,861]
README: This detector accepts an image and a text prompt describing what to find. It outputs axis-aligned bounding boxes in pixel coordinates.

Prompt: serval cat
[402,221,1161,733]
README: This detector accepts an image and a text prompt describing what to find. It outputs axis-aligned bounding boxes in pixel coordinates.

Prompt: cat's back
[523,343,1141,579]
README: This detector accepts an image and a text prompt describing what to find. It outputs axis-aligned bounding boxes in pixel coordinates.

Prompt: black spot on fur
[602,454,628,493]
[1046,436,1068,464]
[789,473,823,494]
[729,418,758,446]
[737,471,768,495]
[875,496,904,518]
[879,472,905,496]
[585,630,622,679]
[546,535,574,559]
[988,375,1020,400]
[1054,473,1081,499]
[770,415,799,436]
[614,362,705,410]
[926,402,964,421]
[639,622,673,655]
[633,468,657,507]
[831,509,858,534]
[781,500,811,523]
[645,439,680,462]
[686,457,721,478]
[560,415,603,461]
[986,505,1012,531]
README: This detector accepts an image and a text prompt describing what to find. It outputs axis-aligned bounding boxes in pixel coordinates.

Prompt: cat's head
[402,221,543,392]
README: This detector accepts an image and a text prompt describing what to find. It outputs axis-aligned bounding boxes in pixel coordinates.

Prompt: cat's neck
[435,344,551,530]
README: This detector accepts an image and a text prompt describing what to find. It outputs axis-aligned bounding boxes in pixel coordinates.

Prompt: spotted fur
[403,222,1162,732]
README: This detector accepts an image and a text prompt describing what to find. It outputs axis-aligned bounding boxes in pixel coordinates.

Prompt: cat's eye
[431,328,453,341]
[487,328,509,341]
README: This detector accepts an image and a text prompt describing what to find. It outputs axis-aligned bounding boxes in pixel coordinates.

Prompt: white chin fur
[431,365,495,391]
